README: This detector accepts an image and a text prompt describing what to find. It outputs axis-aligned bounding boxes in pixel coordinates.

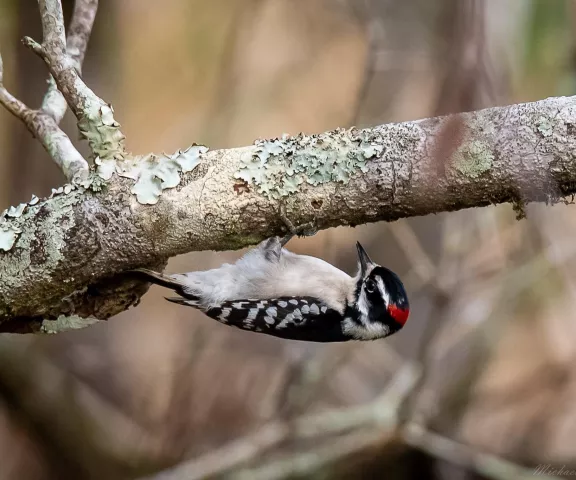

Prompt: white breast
[173,246,354,313]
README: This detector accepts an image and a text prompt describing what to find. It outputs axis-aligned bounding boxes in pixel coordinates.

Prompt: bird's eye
[365,279,376,293]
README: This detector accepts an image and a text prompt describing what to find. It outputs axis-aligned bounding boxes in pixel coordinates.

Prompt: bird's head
[344,242,410,340]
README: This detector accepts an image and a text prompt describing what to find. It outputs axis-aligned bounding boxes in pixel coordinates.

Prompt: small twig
[350,0,385,126]
[24,0,125,160]
[388,221,436,285]
[41,0,99,123]
[67,0,99,65]
[276,344,357,418]
[0,54,89,182]
[403,423,558,480]
[226,429,385,480]
[147,364,419,480]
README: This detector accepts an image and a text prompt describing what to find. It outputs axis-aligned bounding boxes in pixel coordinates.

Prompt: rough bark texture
[0,55,89,183]
[0,0,100,184]
[1,95,576,327]
[41,0,99,123]
[24,0,125,162]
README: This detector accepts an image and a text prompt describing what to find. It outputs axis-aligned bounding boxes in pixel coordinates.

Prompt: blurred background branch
[0,0,576,479]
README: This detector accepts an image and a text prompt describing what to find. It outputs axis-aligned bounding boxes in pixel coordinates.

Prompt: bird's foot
[278,204,317,247]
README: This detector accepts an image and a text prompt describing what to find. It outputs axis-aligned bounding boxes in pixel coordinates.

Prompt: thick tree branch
[23,0,125,161]
[1,95,576,327]
[0,54,89,182]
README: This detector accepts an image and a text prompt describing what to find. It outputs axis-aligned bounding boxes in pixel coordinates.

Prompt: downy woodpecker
[130,236,409,342]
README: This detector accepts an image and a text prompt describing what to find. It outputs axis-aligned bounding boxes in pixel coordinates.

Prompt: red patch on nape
[387,304,409,326]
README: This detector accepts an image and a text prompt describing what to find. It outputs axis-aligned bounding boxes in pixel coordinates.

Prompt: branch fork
[0,0,125,185]
[23,0,126,161]
[0,52,88,183]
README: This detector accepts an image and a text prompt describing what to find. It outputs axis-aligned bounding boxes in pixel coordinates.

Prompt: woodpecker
[130,235,409,342]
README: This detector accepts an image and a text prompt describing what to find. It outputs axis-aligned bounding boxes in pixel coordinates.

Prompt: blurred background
[1,0,576,479]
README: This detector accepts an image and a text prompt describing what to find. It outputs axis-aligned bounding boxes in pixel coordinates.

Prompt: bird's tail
[164,296,201,307]
[127,268,185,289]
[127,268,201,304]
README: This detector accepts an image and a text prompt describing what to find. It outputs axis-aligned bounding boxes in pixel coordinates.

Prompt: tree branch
[146,365,418,480]
[403,424,555,480]
[0,334,175,476]
[149,366,547,480]
[0,0,99,183]
[41,0,99,123]
[23,0,125,161]
[1,95,576,327]
[0,53,89,183]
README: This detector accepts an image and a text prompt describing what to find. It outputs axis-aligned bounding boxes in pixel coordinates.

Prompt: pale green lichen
[454,140,494,178]
[0,197,42,252]
[0,192,77,321]
[87,173,107,192]
[6,203,26,218]
[96,145,208,204]
[49,183,78,198]
[235,129,380,199]
[0,223,21,251]
[0,186,86,322]
[78,99,126,162]
[40,315,100,334]
[537,115,553,137]
[94,156,116,180]
[0,202,26,251]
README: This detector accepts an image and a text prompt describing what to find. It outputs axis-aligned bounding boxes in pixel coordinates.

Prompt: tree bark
[1,95,576,328]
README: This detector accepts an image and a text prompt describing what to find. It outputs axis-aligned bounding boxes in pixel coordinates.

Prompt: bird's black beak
[356,242,375,277]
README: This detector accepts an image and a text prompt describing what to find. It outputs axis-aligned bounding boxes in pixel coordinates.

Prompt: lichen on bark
[2,96,576,327]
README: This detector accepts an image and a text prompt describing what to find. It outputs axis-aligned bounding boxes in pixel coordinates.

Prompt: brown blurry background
[1,0,576,479]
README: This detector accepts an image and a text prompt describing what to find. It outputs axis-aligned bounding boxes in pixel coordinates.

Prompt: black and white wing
[166,296,350,342]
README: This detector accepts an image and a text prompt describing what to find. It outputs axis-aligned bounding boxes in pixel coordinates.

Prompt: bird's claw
[278,205,317,246]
